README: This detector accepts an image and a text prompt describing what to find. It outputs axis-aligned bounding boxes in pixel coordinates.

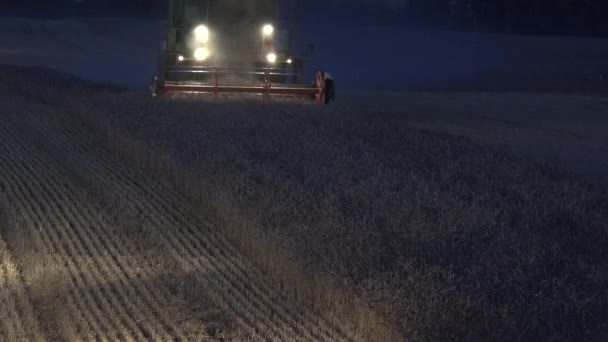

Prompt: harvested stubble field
[1,66,607,341]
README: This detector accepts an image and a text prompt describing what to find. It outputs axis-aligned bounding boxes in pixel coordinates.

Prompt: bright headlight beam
[194,25,209,43]
[286,58,292,64]
[194,47,210,61]
[266,53,277,63]
[178,55,184,62]
[262,24,274,36]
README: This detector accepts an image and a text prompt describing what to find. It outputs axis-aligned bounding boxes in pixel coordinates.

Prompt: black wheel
[324,79,334,104]
[150,75,163,98]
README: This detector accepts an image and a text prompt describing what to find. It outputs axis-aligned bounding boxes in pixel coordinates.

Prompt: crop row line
[0,122,175,341]
[0,234,44,341]
[10,111,285,340]
[37,99,351,341]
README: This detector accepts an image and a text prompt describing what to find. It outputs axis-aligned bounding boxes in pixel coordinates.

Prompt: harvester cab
[151,0,331,103]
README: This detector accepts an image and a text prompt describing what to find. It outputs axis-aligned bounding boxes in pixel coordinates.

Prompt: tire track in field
[2,113,271,341]
[13,91,355,339]
[28,100,335,339]
[0,236,45,342]
[0,118,266,340]
[0,145,113,342]
[1,92,356,340]
[1,113,245,340]
[0,123,203,341]
[0,123,181,341]
[3,116,196,341]
[11,111,285,340]
[0,174,110,339]
[0,128,215,341]
[56,98,354,341]
[21,99,326,339]
[35,101,355,340]
[0,129,130,341]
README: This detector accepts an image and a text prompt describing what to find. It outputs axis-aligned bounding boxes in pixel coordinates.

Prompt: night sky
[0,1,408,29]
[1,0,405,19]
[1,0,607,37]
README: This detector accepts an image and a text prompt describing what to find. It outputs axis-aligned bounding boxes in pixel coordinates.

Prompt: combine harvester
[151,0,333,103]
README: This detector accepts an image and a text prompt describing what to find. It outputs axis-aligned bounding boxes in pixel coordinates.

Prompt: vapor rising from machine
[151,0,332,103]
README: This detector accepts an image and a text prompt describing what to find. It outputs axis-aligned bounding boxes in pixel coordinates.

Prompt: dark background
[2,0,608,37]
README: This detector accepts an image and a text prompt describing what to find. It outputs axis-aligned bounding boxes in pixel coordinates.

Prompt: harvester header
[151,0,332,103]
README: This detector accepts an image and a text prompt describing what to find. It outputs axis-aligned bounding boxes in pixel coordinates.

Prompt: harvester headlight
[266,53,277,63]
[194,25,209,43]
[177,55,184,62]
[262,24,274,36]
[194,47,210,61]
[286,58,292,64]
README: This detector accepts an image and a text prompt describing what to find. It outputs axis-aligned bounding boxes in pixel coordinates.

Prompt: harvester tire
[150,75,163,98]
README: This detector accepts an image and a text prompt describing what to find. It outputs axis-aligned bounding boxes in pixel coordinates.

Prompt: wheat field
[0,67,382,341]
[1,66,607,340]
